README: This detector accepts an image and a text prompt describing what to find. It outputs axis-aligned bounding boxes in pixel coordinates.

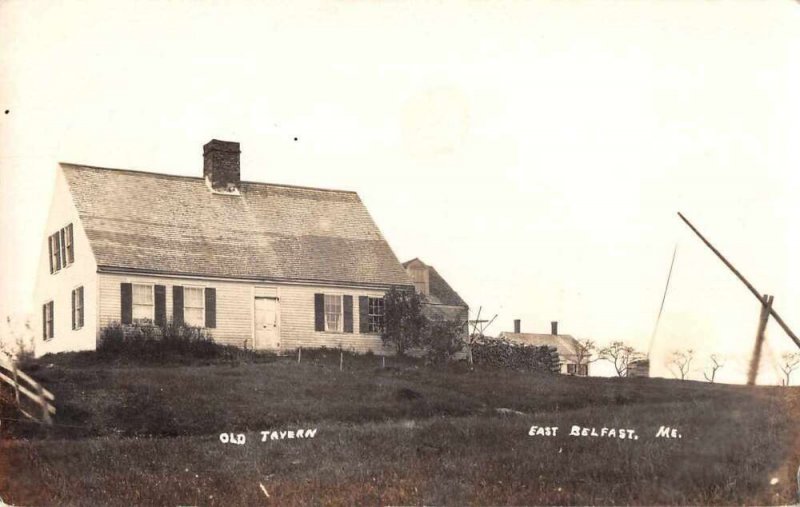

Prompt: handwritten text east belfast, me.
[528,425,684,440]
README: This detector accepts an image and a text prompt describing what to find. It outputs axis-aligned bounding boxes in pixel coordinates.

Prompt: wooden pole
[747,294,773,385]
[297,347,301,364]
[36,383,53,425]
[382,356,385,369]
[11,361,20,407]
[339,351,343,371]
[678,212,800,350]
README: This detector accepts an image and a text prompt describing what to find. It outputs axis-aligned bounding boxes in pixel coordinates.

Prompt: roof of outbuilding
[401,258,468,308]
[61,163,413,287]
[496,332,579,357]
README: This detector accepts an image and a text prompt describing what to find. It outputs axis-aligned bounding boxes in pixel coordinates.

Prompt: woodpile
[471,336,560,373]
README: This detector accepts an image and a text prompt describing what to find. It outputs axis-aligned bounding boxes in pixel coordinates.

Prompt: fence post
[297,347,302,364]
[382,356,385,369]
[339,351,343,372]
[36,383,53,425]
[796,463,800,505]
[11,361,20,407]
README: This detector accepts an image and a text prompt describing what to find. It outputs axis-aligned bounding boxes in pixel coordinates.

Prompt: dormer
[404,258,430,296]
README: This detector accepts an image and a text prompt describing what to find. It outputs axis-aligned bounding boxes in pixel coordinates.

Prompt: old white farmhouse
[33,139,415,357]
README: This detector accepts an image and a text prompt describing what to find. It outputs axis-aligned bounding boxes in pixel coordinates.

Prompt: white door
[254,297,280,349]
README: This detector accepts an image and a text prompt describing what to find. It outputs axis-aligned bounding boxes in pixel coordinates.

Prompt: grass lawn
[2,350,799,505]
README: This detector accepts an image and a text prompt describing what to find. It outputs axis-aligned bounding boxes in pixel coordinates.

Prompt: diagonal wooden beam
[678,212,800,350]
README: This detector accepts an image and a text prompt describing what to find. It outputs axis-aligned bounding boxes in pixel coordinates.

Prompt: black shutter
[71,289,76,330]
[359,296,369,333]
[205,287,216,328]
[53,233,61,271]
[59,228,66,269]
[154,285,166,327]
[78,286,84,328]
[173,286,184,326]
[48,235,54,274]
[314,293,324,331]
[67,224,74,264]
[42,303,47,339]
[49,302,54,338]
[343,295,353,333]
[121,283,132,324]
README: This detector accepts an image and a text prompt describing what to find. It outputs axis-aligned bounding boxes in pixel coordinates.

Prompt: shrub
[425,319,466,365]
[97,320,241,362]
[381,286,427,356]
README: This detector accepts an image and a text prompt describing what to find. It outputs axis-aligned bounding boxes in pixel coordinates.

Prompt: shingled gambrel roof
[61,163,413,287]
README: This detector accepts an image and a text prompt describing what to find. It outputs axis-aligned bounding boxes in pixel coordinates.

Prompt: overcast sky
[1,0,798,383]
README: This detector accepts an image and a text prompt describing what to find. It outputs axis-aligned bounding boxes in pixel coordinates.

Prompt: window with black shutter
[43,301,54,340]
[72,286,84,330]
[48,223,75,273]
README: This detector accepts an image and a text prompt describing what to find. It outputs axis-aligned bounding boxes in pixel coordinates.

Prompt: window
[72,286,84,330]
[132,283,154,321]
[367,297,384,333]
[324,294,342,332]
[43,301,54,340]
[48,223,74,273]
[184,286,205,327]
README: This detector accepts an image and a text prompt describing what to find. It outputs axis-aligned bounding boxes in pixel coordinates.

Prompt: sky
[1,0,798,383]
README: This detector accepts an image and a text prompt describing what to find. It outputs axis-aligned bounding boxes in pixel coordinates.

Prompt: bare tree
[702,354,724,383]
[667,349,694,380]
[598,341,644,377]
[779,352,800,386]
[569,338,598,375]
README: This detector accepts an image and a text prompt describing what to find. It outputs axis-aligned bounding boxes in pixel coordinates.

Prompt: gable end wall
[33,168,99,357]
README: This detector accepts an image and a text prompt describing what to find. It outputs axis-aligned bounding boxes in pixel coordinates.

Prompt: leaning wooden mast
[677,212,800,385]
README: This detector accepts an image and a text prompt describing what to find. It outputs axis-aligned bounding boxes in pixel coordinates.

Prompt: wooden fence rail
[0,356,55,424]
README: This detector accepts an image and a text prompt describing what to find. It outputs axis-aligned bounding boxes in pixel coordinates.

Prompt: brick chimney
[551,321,558,335]
[203,139,241,194]
[513,319,521,333]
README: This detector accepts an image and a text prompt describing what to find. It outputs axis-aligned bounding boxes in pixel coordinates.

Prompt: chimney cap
[204,139,240,154]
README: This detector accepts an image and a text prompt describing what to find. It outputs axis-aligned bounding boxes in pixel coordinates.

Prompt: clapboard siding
[98,274,251,347]
[277,285,389,354]
[97,273,392,354]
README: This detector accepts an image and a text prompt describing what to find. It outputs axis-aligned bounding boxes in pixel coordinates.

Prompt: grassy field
[2,350,799,506]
